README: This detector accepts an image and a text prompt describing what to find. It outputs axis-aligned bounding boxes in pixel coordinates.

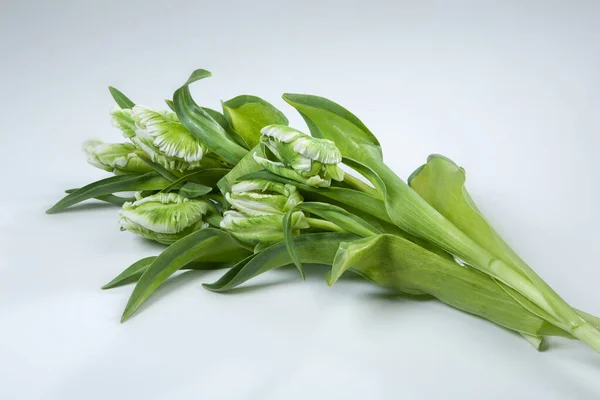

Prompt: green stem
[572,322,600,353]
[343,173,380,198]
[306,217,346,233]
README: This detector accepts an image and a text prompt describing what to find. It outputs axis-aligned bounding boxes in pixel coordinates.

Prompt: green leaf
[65,189,135,206]
[408,155,524,268]
[186,168,230,186]
[202,107,249,149]
[102,256,236,290]
[282,207,304,279]
[136,152,180,182]
[102,257,156,289]
[165,99,175,111]
[282,93,382,163]
[203,232,358,292]
[46,172,170,214]
[217,145,265,197]
[173,69,248,165]
[328,234,571,339]
[109,86,135,109]
[121,228,251,322]
[159,168,230,194]
[179,182,212,198]
[406,155,580,325]
[222,95,288,148]
[297,202,382,237]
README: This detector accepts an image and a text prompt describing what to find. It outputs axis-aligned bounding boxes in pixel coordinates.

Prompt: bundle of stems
[47,69,600,353]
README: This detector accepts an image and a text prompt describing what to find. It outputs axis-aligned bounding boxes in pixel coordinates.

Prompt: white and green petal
[110,107,136,139]
[261,125,342,165]
[119,192,212,244]
[253,153,331,187]
[132,106,206,163]
[83,140,153,174]
[226,179,303,216]
[220,210,309,250]
[128,106,209,172]
[257,125,345,186]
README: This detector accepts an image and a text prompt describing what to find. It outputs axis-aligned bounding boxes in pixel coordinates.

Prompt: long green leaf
[179,182,212,198]
[216,145,265,197]
[46,172,170,214]
[203,232,358,292]
[109,86,135,109]
[65,189,135,206]
[282,207,304,279]
[282,93,382,163]
[298,202,382,237]
[121,228,251,322]
[328,234,571,339]
[102,256,235,290]
[172,69,247,165]
[407,154,600,337]
[222,95,288,148]
[136,152,180,181]
[202,106,249,149]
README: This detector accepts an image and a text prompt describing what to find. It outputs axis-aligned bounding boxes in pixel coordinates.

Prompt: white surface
[2,1,600,399]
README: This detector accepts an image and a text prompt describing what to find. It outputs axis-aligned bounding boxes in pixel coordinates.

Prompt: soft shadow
[125,270,210,321]
[219,263,368,295]
[363,289,434,303]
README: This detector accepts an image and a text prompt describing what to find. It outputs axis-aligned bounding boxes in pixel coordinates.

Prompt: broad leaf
[222,95,288,148]
[328,234,570,339]
[282,94,382,163]
[407,155,570,322]
[173,69,247,165]
[202,107,249,149]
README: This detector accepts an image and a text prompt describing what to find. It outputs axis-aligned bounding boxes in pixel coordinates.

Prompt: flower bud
[253,125,345,187]
[110,106,210,172]
[220,210,309,250]
[119,192,212,244]
[220,179,308,250]
[225,180,302,216]
[83,140,153,174]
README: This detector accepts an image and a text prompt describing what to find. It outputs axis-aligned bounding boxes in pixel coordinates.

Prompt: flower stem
[343,173,380,197]
[571,321,600,353]
[306,217,346,233]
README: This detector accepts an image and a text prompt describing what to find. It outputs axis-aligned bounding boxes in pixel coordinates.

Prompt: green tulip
[220,210,309,250]
[83,140,154,175]
[225,179,303,216]
[111,106,213,172]
[119,192,213,244]
[220,178,308,250]
[253,125,345,187]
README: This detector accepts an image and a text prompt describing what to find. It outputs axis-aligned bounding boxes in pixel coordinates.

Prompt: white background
[2,1,600,399]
